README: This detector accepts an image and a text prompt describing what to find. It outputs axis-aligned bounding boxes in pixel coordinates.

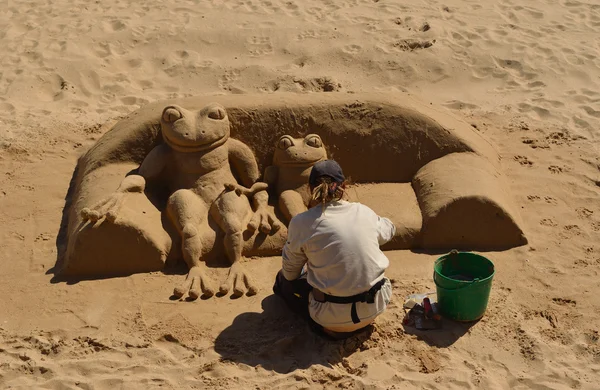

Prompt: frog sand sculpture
[58,92,527,297]
[264,134,328,223]
[79,103,282,298]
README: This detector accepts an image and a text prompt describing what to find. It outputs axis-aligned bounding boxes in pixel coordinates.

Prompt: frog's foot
[81,192,126,223]
[247,206,283,234]
[219,262,258,297]
[173,266,215,300]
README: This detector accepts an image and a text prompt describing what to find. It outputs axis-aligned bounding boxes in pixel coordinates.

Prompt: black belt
[312,278,386,324]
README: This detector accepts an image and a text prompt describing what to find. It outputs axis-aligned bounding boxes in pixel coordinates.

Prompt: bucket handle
[433,272,480,291]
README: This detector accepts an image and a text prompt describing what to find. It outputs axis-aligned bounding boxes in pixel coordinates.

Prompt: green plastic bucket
[433,251,495,322]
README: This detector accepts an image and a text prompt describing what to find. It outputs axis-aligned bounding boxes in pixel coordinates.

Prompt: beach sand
[1,0,599,388]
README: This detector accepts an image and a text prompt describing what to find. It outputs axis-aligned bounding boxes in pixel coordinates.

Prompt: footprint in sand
[559,224,583,239]
[296,29,325,40]
[246,36,274,57]
[576,207,594,218]
[392,39,435,51]
[120,96,150,106]
[0,102,16,112]
[342,44,362,54]
[521,137,549,149]
[548,165,564,174]
[101,19,127,32]
[580,105,600,118]
[219,69,242,90]
[443,100,479,110]
[514,155,534,166]
[540,218,557,227]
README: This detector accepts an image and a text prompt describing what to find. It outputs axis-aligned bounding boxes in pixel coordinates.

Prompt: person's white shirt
[281,200,395,330]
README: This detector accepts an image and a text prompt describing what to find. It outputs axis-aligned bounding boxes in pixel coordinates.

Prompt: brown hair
[310,176,346,208]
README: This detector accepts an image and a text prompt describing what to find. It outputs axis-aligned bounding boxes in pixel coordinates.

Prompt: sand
[1,0,599,388]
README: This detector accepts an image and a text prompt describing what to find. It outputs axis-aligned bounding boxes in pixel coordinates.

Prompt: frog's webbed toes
[173,282,190,299]
[81,208,101,222]
[80,193,126,223]
[189,276,202,300]
[104,194,125,222]
[233,277,245,297]
[247,213,260,232]
[174,267,215,300]
[220,264,258,297]
[259,219,271,234]
[81,197,112,222]
[269,216,283,232]
[244,272,259,296]
[219,267,238,296]
[105,210,119,223]
[219,280,231,296]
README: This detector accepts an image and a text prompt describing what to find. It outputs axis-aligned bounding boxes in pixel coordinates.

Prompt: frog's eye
[162,106,182,123]
[277,136,294,150]
[208,106,226,120]
[305,134,322,148]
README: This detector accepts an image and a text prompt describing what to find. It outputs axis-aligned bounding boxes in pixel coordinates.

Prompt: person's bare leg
[167,189,215,299]
[211,191,258,297]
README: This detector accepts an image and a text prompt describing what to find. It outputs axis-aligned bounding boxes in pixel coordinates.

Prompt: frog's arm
[138,143,169,179]
[228,139,283,232]
[81,143,169,222]
[263,165,278,197]
[263,165,278,187]
[227,138,261,188]
[116,143,169,193]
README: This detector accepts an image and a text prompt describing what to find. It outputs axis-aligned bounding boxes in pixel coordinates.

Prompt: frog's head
[273,134,327,167]
[160,103,230,153]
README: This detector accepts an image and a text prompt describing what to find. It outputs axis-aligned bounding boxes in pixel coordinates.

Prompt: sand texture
[1,0,600,388]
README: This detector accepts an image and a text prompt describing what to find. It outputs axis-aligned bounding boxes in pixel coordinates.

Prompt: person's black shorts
[272,270,371,340]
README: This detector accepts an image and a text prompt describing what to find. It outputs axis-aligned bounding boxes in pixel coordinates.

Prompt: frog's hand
[244,182,269,196]
[81,193,125,223]
[81,175,146,223]
[224,182,269,197]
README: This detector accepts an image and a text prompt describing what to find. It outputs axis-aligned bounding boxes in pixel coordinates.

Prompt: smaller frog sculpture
[264,134,328,223]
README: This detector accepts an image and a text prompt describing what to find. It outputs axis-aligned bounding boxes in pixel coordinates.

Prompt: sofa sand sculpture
[60,92,527,298]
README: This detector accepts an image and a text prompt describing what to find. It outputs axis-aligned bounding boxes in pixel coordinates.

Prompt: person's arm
[376,215,396,245]
[281,218,308,280]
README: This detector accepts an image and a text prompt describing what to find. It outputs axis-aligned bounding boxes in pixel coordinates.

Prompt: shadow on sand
[214,294,376,374]
[402,317,478,348]
[48,162,78,282]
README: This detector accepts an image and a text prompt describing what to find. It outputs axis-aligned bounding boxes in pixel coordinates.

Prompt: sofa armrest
[412,153,527,250]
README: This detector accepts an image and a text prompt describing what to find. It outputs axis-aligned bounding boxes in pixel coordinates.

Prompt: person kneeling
[273,160,395,339]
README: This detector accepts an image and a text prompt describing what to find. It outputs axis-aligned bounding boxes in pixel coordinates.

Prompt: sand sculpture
[80,103,281,298]
[264,134,328,223]
[59,92,527,297]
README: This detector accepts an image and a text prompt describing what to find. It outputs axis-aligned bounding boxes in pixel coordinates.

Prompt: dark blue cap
[309,160,345,187]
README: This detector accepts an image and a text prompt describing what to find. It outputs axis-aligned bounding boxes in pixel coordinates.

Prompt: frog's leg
[279,190,308,223]
[210,190,258,297]
[167,189,216,300]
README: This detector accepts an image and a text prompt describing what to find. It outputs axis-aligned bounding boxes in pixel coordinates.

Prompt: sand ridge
[1,0,600,388]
